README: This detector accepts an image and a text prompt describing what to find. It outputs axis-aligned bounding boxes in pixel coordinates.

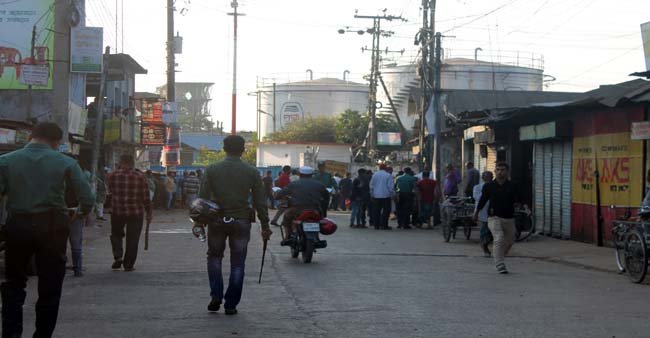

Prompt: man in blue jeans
[200,135,272,315]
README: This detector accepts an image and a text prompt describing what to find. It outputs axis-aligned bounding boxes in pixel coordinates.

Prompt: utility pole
[272,82,277,133]
[26,25,36,121]
[342,11,407,162]
[91,46,110,192]
[228,0,245,135]
[433,32,442,181]
[166,0,175,102]
[417,0,429,172]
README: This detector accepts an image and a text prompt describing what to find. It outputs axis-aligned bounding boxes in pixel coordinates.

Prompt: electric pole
[91,46,110,192]
[340,11,407,162]
[166,0,175,102]
[228,0,245,135]
[433,32,442,182]
[417,0,430,172]
[26,25,36,121]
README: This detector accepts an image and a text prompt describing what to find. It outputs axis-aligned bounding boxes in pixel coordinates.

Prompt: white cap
[299,166,314,175]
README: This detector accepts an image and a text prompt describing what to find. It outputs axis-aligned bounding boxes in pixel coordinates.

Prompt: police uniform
[0,142,94,337]
[199,154,269,312]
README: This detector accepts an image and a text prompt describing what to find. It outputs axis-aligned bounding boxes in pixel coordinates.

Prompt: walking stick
[258,238,268,284]
[144,218,151,251]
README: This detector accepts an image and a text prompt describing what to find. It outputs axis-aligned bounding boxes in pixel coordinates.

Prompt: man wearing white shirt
[473,171,494,257]
[370,164,395,230]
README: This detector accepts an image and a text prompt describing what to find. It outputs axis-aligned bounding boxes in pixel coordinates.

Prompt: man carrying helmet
[276,166,330,245]
[199,135,272,315]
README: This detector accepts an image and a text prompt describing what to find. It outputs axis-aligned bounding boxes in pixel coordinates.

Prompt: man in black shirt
[473,162,527,274]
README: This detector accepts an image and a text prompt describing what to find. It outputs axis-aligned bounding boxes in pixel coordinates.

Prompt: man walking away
[330,173,342,211]
[416,171,440,229]
[0,122,94,338]
[370,164,395,230]
[163,173,176,210]
[339,172,352,211]
[443,164,462,197]
[350,169,368,228]
[200,135,272,315]
[183,171,201,206]
[271,166,291,226]
[473,162,527,274]
[395,168,417,229]
[263,170,275,209]
[464,161,481,198]
[364,170,374,227]
[107,155,153,271]
[473,171,494,257]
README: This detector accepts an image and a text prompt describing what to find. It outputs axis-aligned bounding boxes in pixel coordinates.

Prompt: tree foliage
[265,116,337,142]
[335,109,402,145]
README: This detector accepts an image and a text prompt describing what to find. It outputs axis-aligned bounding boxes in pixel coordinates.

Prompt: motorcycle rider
[276,166,329,245]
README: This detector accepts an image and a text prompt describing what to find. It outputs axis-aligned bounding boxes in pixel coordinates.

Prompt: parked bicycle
[612,206,649,283]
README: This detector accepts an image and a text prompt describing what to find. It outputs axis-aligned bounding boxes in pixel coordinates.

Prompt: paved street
[13,210,650,338]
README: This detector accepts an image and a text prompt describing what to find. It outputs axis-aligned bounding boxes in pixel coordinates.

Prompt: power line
[442,0,523,34]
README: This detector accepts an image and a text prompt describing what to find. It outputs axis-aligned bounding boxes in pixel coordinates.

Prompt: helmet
[189,198,221,224]
[319,218,337,235]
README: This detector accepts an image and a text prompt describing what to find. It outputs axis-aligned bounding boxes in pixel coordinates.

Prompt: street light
[338,27,366,35]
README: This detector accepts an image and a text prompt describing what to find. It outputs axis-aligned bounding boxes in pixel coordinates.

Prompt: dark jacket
[277,177,329,215]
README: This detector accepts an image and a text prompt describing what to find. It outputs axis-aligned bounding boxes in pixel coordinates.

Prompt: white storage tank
[258,78,369,140]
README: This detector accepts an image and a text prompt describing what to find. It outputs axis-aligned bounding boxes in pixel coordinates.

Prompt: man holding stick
[107,154,152,272]
[200,135,272,315]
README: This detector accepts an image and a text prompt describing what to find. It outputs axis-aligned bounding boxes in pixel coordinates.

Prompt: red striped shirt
[108,168,151,217]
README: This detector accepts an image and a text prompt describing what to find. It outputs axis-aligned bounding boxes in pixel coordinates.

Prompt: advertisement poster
[104,117,120,143]
[70,26,103,73]
[162,102,178,124]
[141,124,165,145]
[165,123,180,146]
[162,145,179,167]
[572,132,643,207]
[377,132,402,146]
[141,100,163,123]
[0,0,55,89]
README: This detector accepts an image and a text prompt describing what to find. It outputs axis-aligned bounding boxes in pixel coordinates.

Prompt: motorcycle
[281,210,336,263]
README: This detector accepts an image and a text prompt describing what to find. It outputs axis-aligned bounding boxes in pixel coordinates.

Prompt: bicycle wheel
[515,214,535,242]
[624,229,648,283]
[441,208,451,242]
[463,222,472,240]
[613,226,627,273]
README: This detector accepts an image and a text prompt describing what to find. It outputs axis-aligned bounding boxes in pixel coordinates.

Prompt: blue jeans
[207,220,251,309]
[166,192,174,209]
[68,217,85,273]
[419,202,433,224]
[350,199,367,226]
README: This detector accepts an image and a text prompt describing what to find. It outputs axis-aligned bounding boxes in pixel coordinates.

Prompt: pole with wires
[228,1,245,135]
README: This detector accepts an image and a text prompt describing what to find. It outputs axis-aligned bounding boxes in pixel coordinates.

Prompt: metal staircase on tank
[378,71,420,117]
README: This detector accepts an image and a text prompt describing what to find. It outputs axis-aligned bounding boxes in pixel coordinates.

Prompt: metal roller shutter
[561,141,572,239]
[533,142,546,233]
[543,143,553,235]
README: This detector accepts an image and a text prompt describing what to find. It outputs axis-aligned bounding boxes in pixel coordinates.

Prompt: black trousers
[1,211,69,338]
[372,198,392,228]
[397,192,414,227]
[110,214,144,268]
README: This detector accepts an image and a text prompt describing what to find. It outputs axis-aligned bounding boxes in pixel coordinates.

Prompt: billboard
[572,132,643,207]
[377,132,402,146]
[141,124,166,145]
[0,0,55,89]
[70,26,103,73]
[141,101,163,123]
[642,22,650,71]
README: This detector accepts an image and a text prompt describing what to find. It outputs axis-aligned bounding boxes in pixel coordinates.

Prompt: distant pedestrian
[200,135,272,315]
[271,166,292,226]
[289,168,300,182]
[95,172,108,221]
[263,170,275,209]
[163,173,176,210]
[473,171,494,257]
[107,154,153,271]
[473,162,527,274]
[0,122,94,338]
[330,173,342,211]
[370,164,395,230]
[416,171,440,229]
[443,164,462,197]
[145,170,156,202]
[339,172,352,211]
[395,167,417,229]
[350,169,368,228]
[464,161,480,198]
[183,171,201,205]
[314,162,336,211]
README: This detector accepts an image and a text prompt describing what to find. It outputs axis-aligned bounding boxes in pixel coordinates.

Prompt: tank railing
[256,71,368,88]
[382,49,545,71]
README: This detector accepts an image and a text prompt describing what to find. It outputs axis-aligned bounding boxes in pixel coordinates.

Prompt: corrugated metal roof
[444,90,584,116]
[180,133,225,151]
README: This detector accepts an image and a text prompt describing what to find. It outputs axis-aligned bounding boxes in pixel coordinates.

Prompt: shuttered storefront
[533,141,572,239]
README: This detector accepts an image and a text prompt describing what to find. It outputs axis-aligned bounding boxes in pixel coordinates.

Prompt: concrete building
[256,142,352,168]
[257,77,368,140]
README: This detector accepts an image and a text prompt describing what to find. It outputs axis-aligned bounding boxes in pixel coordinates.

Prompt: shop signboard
[104,117,120,143]
[141,124,166,145]
[0,0,55,89]
[70,26,103,73]
[141,101,163,123]
[631,121,650,140]
[377,132,401,146]
[572,132,643,207]
[163,145,179,167]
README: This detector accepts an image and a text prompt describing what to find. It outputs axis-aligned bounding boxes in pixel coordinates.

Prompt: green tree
[265,116,337,142]
[335,110,402,145]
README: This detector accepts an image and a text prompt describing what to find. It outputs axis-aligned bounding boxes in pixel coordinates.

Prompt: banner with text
[70,26,103,73]
[572,132,643,207]
[0,0,55,89]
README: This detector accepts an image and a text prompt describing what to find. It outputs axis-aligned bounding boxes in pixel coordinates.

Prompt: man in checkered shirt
[107,154,153,271]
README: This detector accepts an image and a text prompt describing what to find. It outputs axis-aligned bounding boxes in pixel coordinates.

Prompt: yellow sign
[104,118,120,143]
[572,132,643,207]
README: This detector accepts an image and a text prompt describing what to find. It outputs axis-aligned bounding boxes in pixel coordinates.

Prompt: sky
[85,0,650,132]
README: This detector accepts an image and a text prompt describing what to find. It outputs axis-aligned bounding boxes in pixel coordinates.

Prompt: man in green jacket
[0,122,94,338]
[199,135,272,315]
